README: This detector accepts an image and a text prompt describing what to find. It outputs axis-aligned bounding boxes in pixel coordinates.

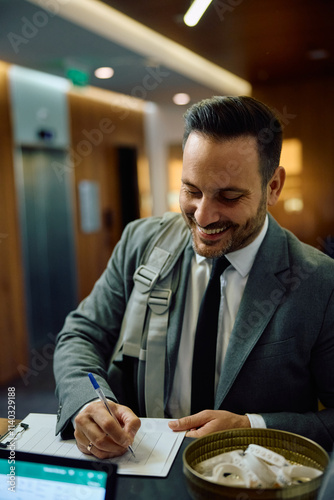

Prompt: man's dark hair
[183,96,283,186]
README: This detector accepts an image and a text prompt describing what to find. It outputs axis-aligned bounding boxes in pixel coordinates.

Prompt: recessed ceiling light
[307,49,330,61]
[173,93,191,105]
[94,67,114,79]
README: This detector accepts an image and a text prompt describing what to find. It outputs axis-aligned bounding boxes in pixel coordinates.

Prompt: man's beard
[181,192,267,258]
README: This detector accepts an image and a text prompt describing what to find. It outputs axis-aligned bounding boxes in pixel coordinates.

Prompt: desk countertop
[116,437,193,500]
[0,418,193,500]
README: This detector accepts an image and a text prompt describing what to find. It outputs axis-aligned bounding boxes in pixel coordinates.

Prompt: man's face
[179,132,269,258]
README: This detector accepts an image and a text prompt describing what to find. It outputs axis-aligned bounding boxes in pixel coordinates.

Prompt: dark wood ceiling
[102,0,334,84]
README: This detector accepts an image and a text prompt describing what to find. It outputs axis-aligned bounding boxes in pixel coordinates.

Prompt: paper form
[12,414,185,477]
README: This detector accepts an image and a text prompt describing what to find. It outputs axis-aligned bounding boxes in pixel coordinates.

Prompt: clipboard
[9,413,185,477]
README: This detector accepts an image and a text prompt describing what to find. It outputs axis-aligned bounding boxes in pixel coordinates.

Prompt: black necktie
[191,256,230,414]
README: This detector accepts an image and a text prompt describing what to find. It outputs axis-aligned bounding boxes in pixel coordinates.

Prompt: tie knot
[211,255,230,278]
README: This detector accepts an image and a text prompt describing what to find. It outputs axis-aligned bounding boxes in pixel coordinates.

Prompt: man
[54,96,334,459]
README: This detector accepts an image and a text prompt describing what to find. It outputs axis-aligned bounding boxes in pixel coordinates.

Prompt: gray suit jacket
[54,213,334,451]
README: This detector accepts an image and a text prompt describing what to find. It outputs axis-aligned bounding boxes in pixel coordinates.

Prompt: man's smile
[197,225,231,235]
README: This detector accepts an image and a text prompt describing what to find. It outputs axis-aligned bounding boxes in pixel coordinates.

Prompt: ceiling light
[27,0,251,95]
[307,49,330,60]
[184,0,213,27]
[173,93,190,105]
[94,67,114,79]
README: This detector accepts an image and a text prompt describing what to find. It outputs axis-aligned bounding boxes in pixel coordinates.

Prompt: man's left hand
[168,410,250,438]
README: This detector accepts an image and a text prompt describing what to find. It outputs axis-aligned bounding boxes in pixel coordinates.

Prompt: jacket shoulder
[121,212,185,246]
[267,214,334,279]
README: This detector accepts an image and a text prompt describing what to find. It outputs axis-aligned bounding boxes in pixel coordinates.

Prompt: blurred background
[0,0,333,417]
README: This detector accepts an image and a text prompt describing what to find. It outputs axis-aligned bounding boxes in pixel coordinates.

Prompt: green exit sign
[66,68,89,86]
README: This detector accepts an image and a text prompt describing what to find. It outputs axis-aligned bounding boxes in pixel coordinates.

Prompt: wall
[0,61,28,383]
[144,103,186,216]
[68,86,148,299]
[0,64,149,382]
[253,77,334,250]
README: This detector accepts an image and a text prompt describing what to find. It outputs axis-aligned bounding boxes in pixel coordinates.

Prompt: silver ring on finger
[87,441,93,452]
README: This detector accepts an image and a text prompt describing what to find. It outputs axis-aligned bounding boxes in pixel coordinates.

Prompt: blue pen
[88,372,136,457]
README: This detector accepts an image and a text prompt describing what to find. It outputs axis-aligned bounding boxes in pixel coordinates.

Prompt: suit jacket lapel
[215,214,289,409]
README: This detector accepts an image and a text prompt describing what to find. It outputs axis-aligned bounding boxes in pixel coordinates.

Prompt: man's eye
[221,194,242,202]
[186,188,201,196]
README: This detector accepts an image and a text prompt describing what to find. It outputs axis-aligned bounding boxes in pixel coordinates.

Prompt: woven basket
[183,428,329,500]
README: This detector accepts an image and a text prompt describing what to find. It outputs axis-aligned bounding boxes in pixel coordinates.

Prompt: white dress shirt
[166,216,269,429]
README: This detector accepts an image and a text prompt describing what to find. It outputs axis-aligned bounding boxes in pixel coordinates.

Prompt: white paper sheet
[11,413,185,477]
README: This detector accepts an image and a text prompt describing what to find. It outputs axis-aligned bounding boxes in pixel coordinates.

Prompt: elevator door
[16,146,77,349]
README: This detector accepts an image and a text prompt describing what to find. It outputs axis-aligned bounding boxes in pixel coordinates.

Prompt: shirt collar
[195,214,269,278]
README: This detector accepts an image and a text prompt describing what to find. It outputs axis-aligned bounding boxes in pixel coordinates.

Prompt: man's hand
[168,410,250,438]
[74,400,141,459]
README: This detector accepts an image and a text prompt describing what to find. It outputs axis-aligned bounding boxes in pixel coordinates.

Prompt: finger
[111,402,141,437]
[77,438,128,459]
[98,402,140,447]
[74,427,128,459]
[76,401,133,449]
[168,411,209,432]
[75,401,141,454]
[185,426,209,438]
[185,414,223,438]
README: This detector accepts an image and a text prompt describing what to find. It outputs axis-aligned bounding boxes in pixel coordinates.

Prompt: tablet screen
[0,450,117,500]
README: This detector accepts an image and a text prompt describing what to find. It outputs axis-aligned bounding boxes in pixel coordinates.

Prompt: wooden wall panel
[253,77,334,250]
[68,88,147,300]
[0,62,28,384]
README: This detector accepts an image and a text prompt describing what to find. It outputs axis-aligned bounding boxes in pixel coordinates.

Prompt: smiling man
[180,134,283,258]
[54,96,334,458]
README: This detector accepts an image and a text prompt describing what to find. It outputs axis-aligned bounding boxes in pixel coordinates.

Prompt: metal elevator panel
[15,147,78,349]
[9,65,77,350]
[16,147,77,348]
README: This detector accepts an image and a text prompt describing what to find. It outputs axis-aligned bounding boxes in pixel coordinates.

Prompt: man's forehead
[182,133,262,187]
[183,133,259,166]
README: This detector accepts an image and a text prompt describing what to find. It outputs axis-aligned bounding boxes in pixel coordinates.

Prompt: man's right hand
[74,400,141,459]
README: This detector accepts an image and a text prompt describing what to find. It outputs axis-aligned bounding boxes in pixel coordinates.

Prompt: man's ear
[267,166,286,206]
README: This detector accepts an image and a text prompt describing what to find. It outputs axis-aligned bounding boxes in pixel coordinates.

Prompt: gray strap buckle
[148,289,172,315]
[133,265,159,293]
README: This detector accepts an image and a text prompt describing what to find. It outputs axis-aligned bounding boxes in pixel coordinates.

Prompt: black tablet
[0,449,117,500]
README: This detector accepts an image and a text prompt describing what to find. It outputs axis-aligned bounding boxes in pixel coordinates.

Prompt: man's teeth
[199,227,227,235]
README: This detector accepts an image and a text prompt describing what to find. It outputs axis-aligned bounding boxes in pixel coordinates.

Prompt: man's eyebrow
[181,180,196,185]
[181,180,249,194]
[220,187,248,193]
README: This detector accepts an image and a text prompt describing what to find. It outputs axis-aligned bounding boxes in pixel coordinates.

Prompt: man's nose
[194,197,222,228]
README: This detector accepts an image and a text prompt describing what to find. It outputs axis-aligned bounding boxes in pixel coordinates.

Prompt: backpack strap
[142,269,175,417]
[110,213,191,416]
